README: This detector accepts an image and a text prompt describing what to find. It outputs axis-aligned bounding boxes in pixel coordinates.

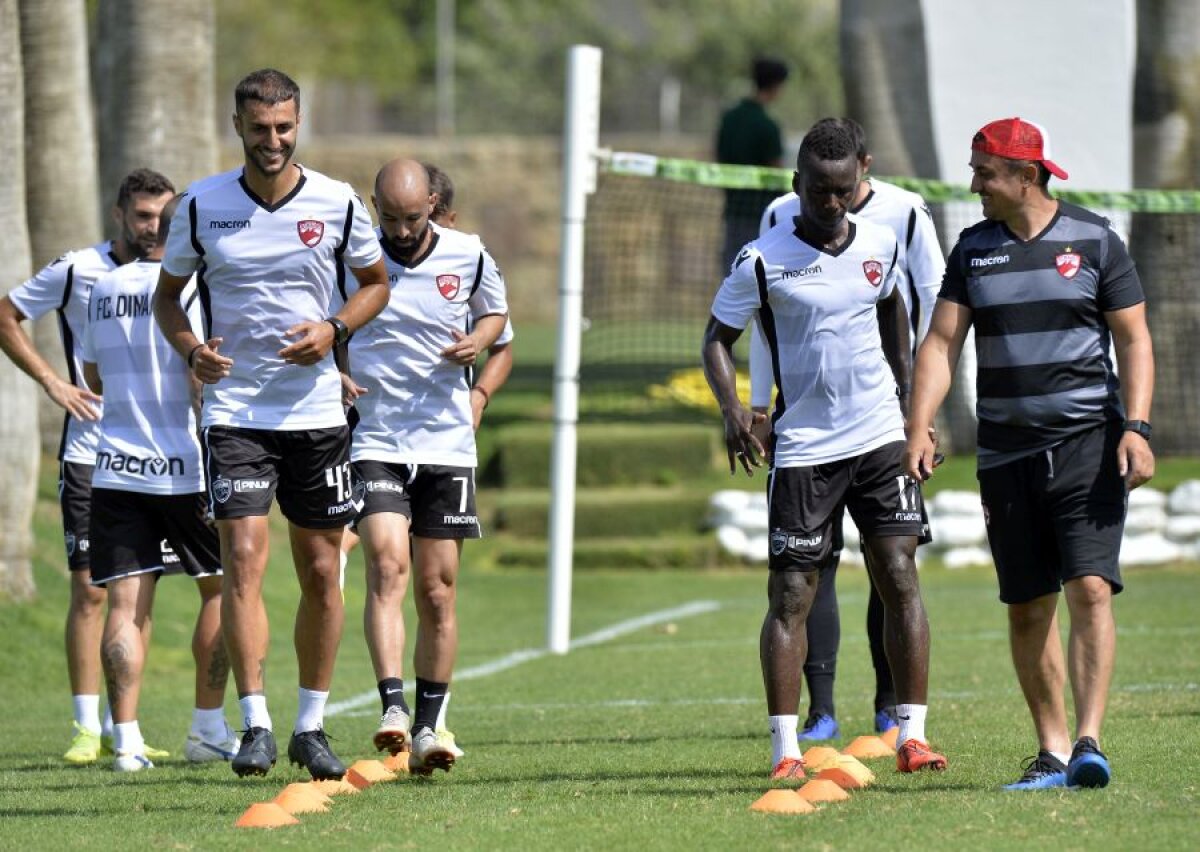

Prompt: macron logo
[970,255,1009,268]
[209,219,250,230]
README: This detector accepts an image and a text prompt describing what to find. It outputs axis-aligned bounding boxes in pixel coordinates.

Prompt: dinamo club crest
[863,260,883,287]
[1055,252,1081,279]
[297,219,325,247]
[770,531,789,556]
[437,274,461,300]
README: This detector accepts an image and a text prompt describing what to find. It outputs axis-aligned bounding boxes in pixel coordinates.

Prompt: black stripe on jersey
[55,274,78,461]
[59,264,75,311]
[962,238,1103,278]
[188,197,205,258]
[753,255,785,427]
[978,416,1106,454]
[184,289,199,313]
[905,208,917,250]
[768,209,777,229]
[468,253,484,298]
[237,173,307,213]
[196,269,213,340]
[852,189,874,215]
[334,200,354,305]
[106,249,121,266]
[974,299,1100,338]
[977,353,1109,400]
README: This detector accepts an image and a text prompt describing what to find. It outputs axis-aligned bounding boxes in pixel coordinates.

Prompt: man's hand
[341,373,367,409]
[190,337,234,385]
[441,329,483,366]
[280,321,335,365]
[44,375,102,421]
[904,425,942,482]
[1117,432,1155,490]
[723,405,767,476]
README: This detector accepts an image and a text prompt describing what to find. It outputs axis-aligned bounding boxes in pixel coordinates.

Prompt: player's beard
[122,221,157,260]
[245,140,294,179]
[383,222,430,260]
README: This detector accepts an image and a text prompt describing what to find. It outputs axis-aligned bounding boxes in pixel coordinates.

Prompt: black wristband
[187,343,205,368]
[326,317,350,346]
[1123,419,1152,442]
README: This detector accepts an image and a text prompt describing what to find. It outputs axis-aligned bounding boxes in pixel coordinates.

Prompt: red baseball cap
[971,117,1068,180]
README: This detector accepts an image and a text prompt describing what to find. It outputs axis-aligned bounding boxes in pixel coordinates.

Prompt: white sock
[192,707,229,739]
[1050,750,1070,766]
[896,703,927,747]
[113,721,144,755]
[101,703,114,737]
[435,692,451,730]
[73,695,101,733]
[769,715,801,765]
[239,694,272,731]
[295,687,330,734]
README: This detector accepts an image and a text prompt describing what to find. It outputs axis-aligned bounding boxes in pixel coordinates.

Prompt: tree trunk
[21,0,102,455]
[1130,0,1200,454]
[94,0,217,195]
[0,0,40,602]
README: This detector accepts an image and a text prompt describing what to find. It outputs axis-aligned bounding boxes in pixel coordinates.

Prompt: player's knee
[366,553,410,594]
[70,575,106,613]
[416,577,456,620]
[767,570,817,621]
[1064,575,1112,612]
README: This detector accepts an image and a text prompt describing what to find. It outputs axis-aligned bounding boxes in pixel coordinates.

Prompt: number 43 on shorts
[325,462,353,501]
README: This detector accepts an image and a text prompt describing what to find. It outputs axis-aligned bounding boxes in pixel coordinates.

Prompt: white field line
[325,599,721,718]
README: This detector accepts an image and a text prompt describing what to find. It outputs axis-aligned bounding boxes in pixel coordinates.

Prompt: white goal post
[547,45,602,654]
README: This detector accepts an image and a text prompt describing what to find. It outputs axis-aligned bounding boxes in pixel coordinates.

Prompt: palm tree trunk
[0,0,40,601]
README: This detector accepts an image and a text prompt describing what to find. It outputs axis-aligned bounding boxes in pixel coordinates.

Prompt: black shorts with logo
[59,461,93,571]
[89,488,222,586]
[203,425,355,529]
[353,460,481,539]
[978,421,1126,605]
[767,440,926,572]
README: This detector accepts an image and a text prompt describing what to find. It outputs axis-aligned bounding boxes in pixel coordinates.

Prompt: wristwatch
[1123,420,1152,442]
[326,317,350,346]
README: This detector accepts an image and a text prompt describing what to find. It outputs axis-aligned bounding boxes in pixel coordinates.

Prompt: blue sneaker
[1066,737,1110,788]
[797,712,840,741]
[1003,750,1067,790]
[874,707,899,734]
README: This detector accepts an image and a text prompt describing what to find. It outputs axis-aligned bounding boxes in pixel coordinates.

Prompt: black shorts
[978,422,1126,605]
[89,488,222,586]
[203,425,355,529]
[59,462,93,571]
[767,440,926,572]
[353,460,481,539]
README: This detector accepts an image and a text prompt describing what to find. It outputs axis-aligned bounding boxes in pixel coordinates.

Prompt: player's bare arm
[82,362,102,396]
[0,295,102,420]
[702,316,766,476]
[1107,301,1156,489]
[904,299,972,481]
[280,257,390,366]
[877,286,912,419]
[470,340,512,430]
[153,269,232,385]
[440,313,507,366]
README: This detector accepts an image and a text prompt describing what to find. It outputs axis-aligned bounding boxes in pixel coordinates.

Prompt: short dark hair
[752,57,789,92]
[116,168,175,210]
[810,117,868,161]
[797,120,858,166]
[235,68,301,113]
[425,163,455,219]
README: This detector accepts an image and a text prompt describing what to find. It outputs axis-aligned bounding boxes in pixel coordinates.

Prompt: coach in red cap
[904,117,1155,791]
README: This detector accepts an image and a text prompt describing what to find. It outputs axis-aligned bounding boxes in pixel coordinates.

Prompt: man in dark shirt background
[715,56,789,270]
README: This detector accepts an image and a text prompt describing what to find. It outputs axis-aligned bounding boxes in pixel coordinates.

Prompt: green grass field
[2,473,1198,849]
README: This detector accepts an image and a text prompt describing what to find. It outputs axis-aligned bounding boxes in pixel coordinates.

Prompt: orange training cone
[311,778,361,796]
[234,802,301,828]
[348,759,398,783]
[801,746,841,771]
[749,789,816,814]
[345,767,375,790]
[880,726,899,749]
[273,786,330,815]
[817,755,875,790]
[797,778,851,803]
[381,752,411,773]
[842,735,895,759]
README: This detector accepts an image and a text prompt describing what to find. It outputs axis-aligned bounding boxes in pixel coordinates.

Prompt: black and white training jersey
[342,224,509,467]
[750,179,945,407]
[82,260,204,495]
[940,201,1144,469]
[712,214,905,468]
[8,242,119,464]
[163,166,382,431]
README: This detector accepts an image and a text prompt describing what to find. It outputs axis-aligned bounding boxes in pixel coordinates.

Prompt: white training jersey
[82,260,204,495]
[711,214,905,467]
[750,179,945,407]
[341,224,509,467]
[7,242,120,464]
[162,165,382,430]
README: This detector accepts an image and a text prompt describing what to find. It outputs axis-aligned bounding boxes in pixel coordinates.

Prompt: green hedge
[487,423,717,488]
[490,534,742,570]
[492,486,713,538]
